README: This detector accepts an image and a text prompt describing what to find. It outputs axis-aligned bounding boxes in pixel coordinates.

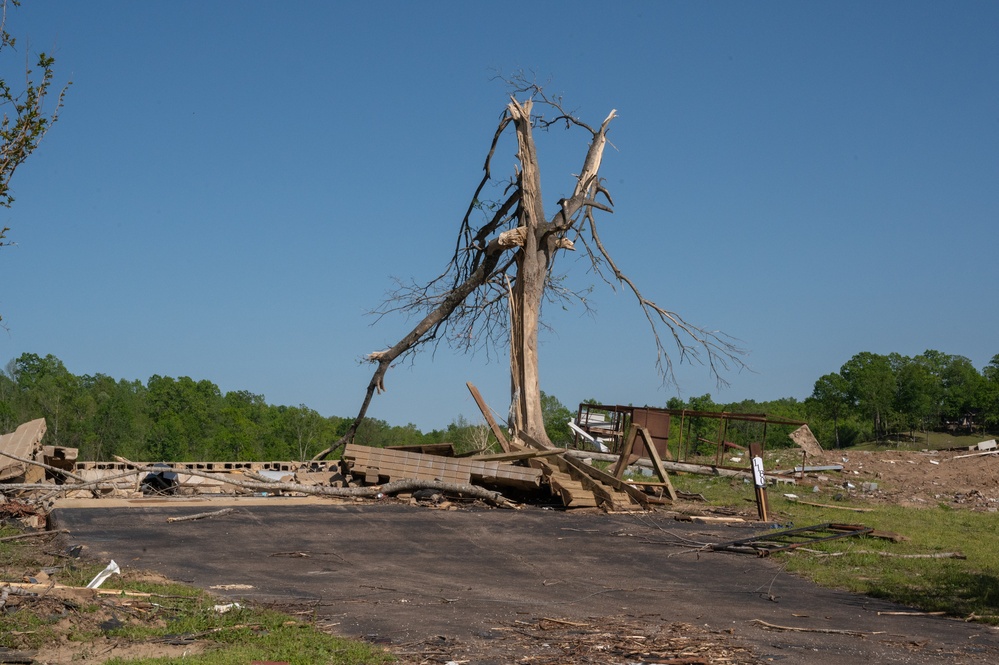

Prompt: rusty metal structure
[573,403,807,467]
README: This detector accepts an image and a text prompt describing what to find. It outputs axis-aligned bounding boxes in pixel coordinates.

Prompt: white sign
[751,456,766,487]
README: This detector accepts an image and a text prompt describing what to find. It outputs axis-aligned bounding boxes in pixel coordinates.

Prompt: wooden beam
[466,382,511,453]
[612,427,640,479]
[636,426,677,501]
[561,454,649,508]
[468,448,564,462]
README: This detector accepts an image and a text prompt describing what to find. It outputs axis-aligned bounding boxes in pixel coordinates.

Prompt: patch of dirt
[781,448,999,511]
[33,636,207,665]
[1,537,210,665]
[380,616,763,665]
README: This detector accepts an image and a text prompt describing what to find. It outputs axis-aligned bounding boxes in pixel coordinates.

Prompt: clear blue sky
[1,1,997,431]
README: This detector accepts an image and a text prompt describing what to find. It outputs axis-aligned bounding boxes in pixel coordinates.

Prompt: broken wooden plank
[342,444,541,489]
[468,448,565,462]
[466,382,512,453]
[611,428,635,479]
[953,449,999,460]
[565,449,767,483]
[516,430,556,451]
[166,508,235,523]
[786,498,873,513]
[561,454,649,509]
[637,426,678,501]
[385,443,456,456]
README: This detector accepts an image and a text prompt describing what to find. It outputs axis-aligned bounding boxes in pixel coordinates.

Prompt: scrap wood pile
[1,419,675,526]
[397,616,764,665]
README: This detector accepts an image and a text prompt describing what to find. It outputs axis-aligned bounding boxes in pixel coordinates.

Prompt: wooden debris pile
[1,418,676,514]
[395,616,764,665]
[0,419,76,485]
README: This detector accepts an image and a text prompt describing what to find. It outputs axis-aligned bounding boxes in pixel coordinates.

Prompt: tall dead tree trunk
[312,84,744,461]
[508,98,549,444]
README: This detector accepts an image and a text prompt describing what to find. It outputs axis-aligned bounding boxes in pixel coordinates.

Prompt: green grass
[673,475,999,622]
[1,531,392,664]
[102,609,391,665]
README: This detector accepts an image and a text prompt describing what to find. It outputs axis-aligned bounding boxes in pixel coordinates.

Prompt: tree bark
[508,98,551,446]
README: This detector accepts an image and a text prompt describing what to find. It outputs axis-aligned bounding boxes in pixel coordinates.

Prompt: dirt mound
[783,447,999,511]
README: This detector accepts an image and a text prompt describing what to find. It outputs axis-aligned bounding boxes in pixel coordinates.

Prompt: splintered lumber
[469,448,565,462]
[516,430,556,451]
[560,454,650,509]
[0,447,87,484]
[342,444,541,490]
[557,460,642,511]
[166,508,234,523]
[611,426,678,501]
[386,443,456,456]
[466,382,511,452]
[0,419,48,483]
[636,426,677,501]
[787,498,873,513]
[565,449,764,482]
[530,457,599,508]
[3,581,152,598]
[114,457,517,507]
[751,619,884,636]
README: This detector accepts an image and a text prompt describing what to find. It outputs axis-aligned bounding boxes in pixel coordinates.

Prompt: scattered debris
[213,602,242,613]
[0,419,49,484]
[785,498,874,513]
[750,619,885,637]
[166,508,235,523]
[711,523,874,557]
[86,560,121,589]
[953,449,999,460]
[788,424,823,457]
[805,549,964,559]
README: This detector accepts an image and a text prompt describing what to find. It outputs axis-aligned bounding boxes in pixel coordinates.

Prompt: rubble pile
[1,419,683,528]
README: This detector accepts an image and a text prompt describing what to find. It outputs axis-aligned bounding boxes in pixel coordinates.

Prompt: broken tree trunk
[312,92,621,461]
[508,98,549,445]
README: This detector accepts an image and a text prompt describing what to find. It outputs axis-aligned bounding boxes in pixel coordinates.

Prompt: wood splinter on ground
[751,619,885,636]
[166,508,235,523]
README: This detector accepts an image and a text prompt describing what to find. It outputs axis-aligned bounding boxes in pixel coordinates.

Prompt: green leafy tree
[145,375,223,461]
[79,374,146,461]
[892,357,936,440]
[274,404,326,462]
[540,391,573,446]
[840,352,896,443]
[809,373,850,448]
[982,354,999,429]
[9,352,79,445]
[436,415,493,455]
[939,355,983,422]
[0,0,69,323]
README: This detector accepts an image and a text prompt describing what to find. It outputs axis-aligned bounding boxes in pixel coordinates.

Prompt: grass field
[675,474,999,623]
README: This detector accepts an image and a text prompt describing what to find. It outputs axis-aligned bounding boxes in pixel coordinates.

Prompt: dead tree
[314,84,745,460]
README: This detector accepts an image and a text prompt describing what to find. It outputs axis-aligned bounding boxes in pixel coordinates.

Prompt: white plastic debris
[86,560,121,589]
[213,602,242,613]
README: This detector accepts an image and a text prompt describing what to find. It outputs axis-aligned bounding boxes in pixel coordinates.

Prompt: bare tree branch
[316,79,747,460]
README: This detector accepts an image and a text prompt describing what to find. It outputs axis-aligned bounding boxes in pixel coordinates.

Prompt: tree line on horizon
[660,349,998,450]
[0,350,996,462]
